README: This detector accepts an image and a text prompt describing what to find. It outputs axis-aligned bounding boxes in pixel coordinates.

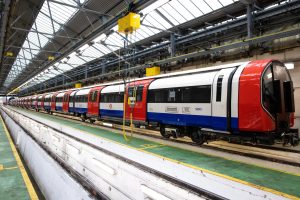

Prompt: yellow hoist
[118,11,140,142]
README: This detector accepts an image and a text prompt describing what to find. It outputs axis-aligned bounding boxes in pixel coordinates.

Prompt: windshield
[262,62,291,118]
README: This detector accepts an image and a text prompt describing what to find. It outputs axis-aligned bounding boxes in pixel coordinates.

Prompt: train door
[125,79,154,122]
[63,90,73,113]
[51,93,58,111]
[62,93,69,112]
[212,68,236,131]
[87,86,104,117]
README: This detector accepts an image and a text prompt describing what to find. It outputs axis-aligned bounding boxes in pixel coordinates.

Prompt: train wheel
[191,129,204,145]
[160,125,170,139]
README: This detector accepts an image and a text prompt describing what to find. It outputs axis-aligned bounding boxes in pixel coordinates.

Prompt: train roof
[149,70,218,90]
[29,61,249,97]
[101,84,124,94]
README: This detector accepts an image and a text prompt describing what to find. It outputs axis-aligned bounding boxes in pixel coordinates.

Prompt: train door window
[128,86,143,102]
[262,66,275,117]
[216,75,224,102]
[92,91,98,102]
[89,92,93,102]
[136,86,143,102]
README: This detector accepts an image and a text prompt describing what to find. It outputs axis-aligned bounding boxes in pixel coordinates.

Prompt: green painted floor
[13,107,300,198]
[0,118,31,200]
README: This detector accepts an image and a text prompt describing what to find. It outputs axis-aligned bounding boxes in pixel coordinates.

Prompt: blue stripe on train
[74,107,87,114]
[56,106,62,111]
[44,105,50,110]
[147,112,238,131]
[69,107,74,113]
[100,109,123,118]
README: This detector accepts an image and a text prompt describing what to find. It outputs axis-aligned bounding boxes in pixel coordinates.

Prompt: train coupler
[281,130,299,146]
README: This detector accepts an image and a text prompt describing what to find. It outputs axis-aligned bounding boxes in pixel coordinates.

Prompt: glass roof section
[4,0,86,87]
[15,0,237,89]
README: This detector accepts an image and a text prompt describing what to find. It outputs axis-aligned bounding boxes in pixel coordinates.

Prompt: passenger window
[168,89,176,102]
[216,75,223,102]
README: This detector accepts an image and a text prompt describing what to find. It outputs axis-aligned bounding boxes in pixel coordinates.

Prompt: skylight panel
[106,35,123,48]
[161,3,186,24]
[151,12,173,29]
[67,56,86,66]
[144,13,168,30]
[49,1,77,24]
[141,0,169,15]
[190,0,213,14]
[207,0,223,10]
[220,0,236,6]
[81,46,104,58]
[169,0,193,21]
[136,27,151,39]
[157,7,180,26]
[56,63,73,71]
[93,43,111,54]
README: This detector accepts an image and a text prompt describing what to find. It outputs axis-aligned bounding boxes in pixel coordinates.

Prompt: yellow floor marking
[0,165,18,171]
[139,144,165,150]
[69,126,300,200]
[4,166,19,170]
[13,107,300,199]
[0,115,39,200]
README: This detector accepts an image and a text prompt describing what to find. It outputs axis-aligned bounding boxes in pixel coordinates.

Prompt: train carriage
[12,60,298,145]
[44,94,52,112]
[87,86,105,119]
[100,84,124,121]
[55,92,65,112]
[69,90,78,113]
[62,90,76,113]
[74,89,89,117]
[37,95,43,111]
[50,92,59,112]
[147,60,296,144]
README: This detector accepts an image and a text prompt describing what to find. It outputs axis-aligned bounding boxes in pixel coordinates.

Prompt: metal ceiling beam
[11,27,82,40]
[0,0,11,66]
[12,0,156,91]
[47,0,113,17]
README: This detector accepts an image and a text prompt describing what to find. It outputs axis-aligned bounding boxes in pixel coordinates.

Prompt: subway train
[10,60,299,145]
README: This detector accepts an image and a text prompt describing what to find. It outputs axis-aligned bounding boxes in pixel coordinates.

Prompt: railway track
[14,107,300,168]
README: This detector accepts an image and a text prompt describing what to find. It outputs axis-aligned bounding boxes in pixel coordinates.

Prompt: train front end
[261,61,298,145]
[239,60,298,145]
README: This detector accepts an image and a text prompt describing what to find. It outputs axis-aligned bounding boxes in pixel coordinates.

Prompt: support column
[170,33,176,57]
[85,66,88,79]
[102,64,105,74]
[247,4,253,38]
